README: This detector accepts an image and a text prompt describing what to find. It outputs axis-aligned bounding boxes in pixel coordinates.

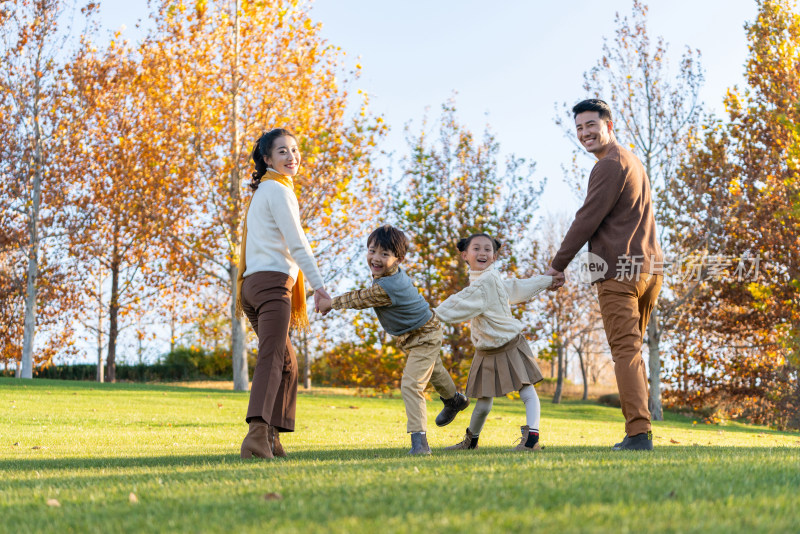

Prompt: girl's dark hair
[456,233,502,253]
[250,128,297,191]
[367,225,409,260]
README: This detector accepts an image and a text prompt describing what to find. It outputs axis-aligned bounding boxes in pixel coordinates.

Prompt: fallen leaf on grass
[263,493,282,501]
[757,433,766,437]
[129,493,138,504]
[46,499,60,507]
[670,439,680,444]
[217,403,223,409]
[31,446,44,450]
[349,406,359,410]
[13,442,19,446]
[667,490,676,499]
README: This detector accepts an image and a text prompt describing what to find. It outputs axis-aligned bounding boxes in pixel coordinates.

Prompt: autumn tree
[663,0,800,428]
[392,100,544,382]
[557,0,704,419]
[0,0,93,377]
[143,0,385,391]
[56,30,195,381]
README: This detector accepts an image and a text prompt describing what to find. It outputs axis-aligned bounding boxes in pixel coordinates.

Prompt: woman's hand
[314,288,331,313]
[317,297,333,316]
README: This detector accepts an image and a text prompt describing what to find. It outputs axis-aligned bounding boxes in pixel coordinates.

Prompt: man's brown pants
[597,273,662,437]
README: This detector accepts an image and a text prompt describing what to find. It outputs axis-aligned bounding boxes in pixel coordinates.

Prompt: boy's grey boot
[435,392,470,427]
[408,432,432,455]
[444,428,478,450]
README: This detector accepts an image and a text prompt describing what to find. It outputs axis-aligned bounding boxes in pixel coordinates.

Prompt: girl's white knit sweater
[243,179,324,290]
[433,267,552,350]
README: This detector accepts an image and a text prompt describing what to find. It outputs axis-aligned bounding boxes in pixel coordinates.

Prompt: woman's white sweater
[243,179,324,290]
[433,267,552,350]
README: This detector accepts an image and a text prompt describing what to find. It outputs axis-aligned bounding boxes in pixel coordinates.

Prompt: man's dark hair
[367,225,409,260]
[572,99,613,121]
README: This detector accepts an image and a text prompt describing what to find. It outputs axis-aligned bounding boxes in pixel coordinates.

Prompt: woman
[236,128,329,459]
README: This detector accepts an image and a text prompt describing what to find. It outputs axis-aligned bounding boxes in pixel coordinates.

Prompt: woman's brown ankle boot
[269,426,287,457]
[240,420,273,459]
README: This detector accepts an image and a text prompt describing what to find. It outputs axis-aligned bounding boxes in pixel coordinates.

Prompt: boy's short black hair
[572,98,613,121]
[367,225,409,260]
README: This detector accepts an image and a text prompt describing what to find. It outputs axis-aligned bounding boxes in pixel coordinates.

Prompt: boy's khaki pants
[399,324,457,433]
[596,273,662,437]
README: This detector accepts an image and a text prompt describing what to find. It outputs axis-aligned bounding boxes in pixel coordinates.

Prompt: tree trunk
[228,0,249,392]
[20,66,45,380]
[553,343,564,404]
[96,271,104,382]
[647,308,663,420]
[230,267,249,391]
[106,259,120,382]
[577,347,588,401]
[96,346,104,383]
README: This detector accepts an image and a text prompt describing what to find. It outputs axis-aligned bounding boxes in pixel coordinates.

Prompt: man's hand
[545,266,566,290]
[314,288,331,313]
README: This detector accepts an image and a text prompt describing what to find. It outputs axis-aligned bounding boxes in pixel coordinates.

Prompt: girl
[236,128,330,459]
[433,233,552,451]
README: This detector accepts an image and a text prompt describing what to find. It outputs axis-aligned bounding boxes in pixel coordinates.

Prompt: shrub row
[1,346,257,382]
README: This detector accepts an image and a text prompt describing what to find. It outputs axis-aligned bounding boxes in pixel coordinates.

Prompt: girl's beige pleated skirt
[466,333,544,398]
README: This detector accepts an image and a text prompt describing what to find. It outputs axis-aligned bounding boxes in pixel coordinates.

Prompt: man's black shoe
[612,431,653,451]
[435,392,469,427]
[614,435,627,448]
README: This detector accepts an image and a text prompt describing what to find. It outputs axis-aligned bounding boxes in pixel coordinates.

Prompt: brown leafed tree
[0,0,94,376]
[662,0,800,428]
[59,32,194,381]
[142,0,385,391]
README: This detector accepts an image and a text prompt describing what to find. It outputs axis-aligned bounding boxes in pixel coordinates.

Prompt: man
[546,99,663,451]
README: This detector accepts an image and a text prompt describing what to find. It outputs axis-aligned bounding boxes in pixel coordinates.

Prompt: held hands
[545,266,566,290]
[314,287,331,313]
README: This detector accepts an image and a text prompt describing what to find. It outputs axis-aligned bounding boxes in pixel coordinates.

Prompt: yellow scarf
[235,169,309,331]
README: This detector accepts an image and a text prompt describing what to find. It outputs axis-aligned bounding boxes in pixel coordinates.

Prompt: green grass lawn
[1,377,799,533]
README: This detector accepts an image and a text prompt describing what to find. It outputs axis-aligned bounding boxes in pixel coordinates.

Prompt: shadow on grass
[3,443,798,473]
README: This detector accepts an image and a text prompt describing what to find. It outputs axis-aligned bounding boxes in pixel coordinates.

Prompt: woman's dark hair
[250,128,297,191]
[367,225,409,261]
[572,98,613,121]
[456,233,502,253]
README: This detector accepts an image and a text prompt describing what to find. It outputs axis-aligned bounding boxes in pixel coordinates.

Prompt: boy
[318,225,469,455]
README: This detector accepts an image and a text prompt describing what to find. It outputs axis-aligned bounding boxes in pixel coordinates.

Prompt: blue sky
[100,0,759,214]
